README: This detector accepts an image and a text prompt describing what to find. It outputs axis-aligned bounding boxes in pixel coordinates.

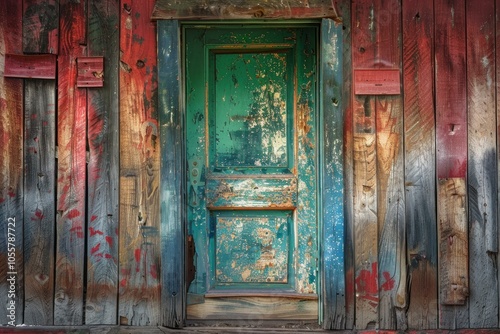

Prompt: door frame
[157,19,344,329]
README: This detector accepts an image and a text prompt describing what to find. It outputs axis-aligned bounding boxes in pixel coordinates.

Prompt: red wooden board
[354,69,400,95]
[119,0,161,325]
[77,57,104,88]
[4,54,57,79]
[54,0,87,325]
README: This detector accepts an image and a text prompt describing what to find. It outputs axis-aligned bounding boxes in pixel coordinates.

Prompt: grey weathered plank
[22,0,59,54]
[86,0,120,324]
[0,0,24,326]
[23,80,56,325]
[402,0,438,329]
[320,18,345,330]
[54,0,87,325]
[158,20,185,328]
[467,0,498,327]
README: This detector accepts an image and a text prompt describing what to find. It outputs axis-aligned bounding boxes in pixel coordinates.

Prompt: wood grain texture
[352,1,377,329]
[119,0,161,326]
[0,0,24,325]
[23,0,59,54]
[402,0,438,329]
[497,0,500,325]
[86,0,120,324]
[320,18,345,330]
[434,0,468,329]
[466,0,498,328]
[54,0,87,325]
[152,0,340,20]
[337,0,355,328]
[4,54,57,79]
[23,80,56,325]
[157,20,184,329]
[371,0,406,330]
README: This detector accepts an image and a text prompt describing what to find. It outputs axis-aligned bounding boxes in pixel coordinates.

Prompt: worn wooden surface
[152,0,339,20]
[23,80,56,325]
[22,0,59,54]
[435,0,468,329]
[54,0,87,325]
[0,0,24,326]
[402,0,438,329]
[466,0,498,328]
[86,0,120,325]
[320,18,345,330]
[157,20,184,328]
[4,54,57,79]
[119,0,161,326]
[352,1,378,328]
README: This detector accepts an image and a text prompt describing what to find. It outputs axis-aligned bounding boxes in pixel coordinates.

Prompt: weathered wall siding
[23,80,56,325]
[85,0,120,325]
[119,0,161,326]
[0,0,24,326]
[54,0,87,325]
[22,0,59,54]
[435,0,469,329]
[402,0,438,329]
[467,0,498,327]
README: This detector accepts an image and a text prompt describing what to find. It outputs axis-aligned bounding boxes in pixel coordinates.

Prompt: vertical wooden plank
[23,80,56,325]
[467,0,498,328]
[497,0,500,325]
[158,20,184,328]
[85,0,120,324]
[320,18,345,330]
[352,1,379,329]
[119,0,161,325]
[372,0,406,330]
[0,0,24,326]
[402,0,438,329]
[337,0,355,328]
[23,0,59,54]
[54,0,87,325]
[434,0,469,329]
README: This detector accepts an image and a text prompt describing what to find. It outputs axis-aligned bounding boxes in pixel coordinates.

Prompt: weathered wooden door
[185,24,319,321]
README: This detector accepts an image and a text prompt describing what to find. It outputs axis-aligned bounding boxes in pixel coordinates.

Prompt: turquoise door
[185,25,319,320]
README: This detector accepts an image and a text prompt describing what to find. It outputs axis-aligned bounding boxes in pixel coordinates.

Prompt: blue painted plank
[158,20,185,328]
[320,18,345,330]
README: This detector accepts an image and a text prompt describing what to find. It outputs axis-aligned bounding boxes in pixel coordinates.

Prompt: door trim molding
[158,19,344,329]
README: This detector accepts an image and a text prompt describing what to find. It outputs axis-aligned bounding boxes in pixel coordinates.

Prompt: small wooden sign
[354,69,401,95]
[4,54,57,79]
[77,57,104,87]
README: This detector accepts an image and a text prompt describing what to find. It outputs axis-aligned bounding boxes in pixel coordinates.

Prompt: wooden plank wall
[3,0,500,330]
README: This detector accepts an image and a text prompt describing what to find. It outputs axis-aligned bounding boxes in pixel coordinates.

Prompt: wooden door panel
[185,25,318,320]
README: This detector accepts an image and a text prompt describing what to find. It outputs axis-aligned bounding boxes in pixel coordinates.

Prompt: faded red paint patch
[67,208,80,219]
[89,227,103,236]
[91,215,98,222]
[8,189,16,198]
[105,253,113,259]
[120,278,127,287]
[381,271,395,291]
[70,225,84,238]
[355,262,379,307]
[33,208,44,220]
[150,264,158,279]
[105,235,113,246]
[134,248,141,263]
[91,243,101,254]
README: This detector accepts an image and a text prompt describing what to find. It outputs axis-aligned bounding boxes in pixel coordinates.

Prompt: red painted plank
[76,57,104,88]
[23,0,59,54]
[85,0,120,325]
[4,54,57,79]
[466,0,498,327]
[354,69,400,95]
[54,0,87,325]
[434,0,468,329]
[119,0,161,325]
[0,0,24,326]
[402,0,438,329]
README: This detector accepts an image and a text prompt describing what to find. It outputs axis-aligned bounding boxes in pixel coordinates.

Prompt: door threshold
[205,290,318,299]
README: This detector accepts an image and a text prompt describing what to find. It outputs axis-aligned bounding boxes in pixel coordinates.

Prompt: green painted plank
[320,18,345,330]
[158,20,185,328]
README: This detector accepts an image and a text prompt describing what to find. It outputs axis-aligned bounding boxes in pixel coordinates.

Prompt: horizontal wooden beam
[152,0,340,20]
[4,54,57,79]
